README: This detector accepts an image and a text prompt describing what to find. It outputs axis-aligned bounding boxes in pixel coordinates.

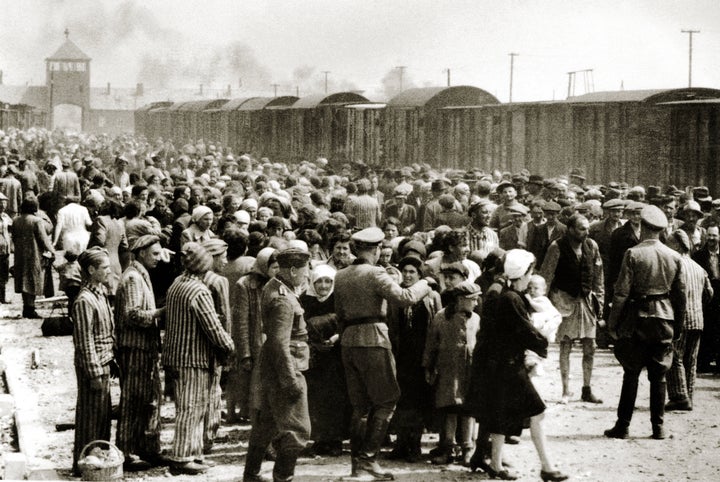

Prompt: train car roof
[387,86,500,108]
[177,99,229,111]
[290,92,369,109]
[345,103,387,109]
[240,96,299,110]
[566,88,720,104]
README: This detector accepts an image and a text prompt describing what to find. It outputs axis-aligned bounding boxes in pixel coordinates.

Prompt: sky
[1,0,719,102]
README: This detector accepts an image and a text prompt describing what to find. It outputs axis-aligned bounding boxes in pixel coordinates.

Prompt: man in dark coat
[692,225,720,372]
[605,205,686,440]
[11,197,55,318]
[607,201,644,297]
[526,201,565,267]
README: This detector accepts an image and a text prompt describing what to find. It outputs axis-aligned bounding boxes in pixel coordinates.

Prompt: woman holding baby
[465,249,568,481]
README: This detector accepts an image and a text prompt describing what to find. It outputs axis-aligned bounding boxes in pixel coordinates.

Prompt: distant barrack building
[0,33,232,135]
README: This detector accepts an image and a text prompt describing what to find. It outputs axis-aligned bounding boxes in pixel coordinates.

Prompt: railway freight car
[177,99,228,146]
[344,103,386,164]
[383,86,500,167]
[437,87,720,187]
[203,98,253,151]
[661,97,720,193]
[134,101,173,141]
[233,96,298,158]
[279,92,369,163]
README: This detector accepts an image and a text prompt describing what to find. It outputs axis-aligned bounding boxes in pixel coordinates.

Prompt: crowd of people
[0,125,715,481]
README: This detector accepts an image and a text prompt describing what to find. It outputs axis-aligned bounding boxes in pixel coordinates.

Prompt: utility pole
[444,68,451,87]
[508,53,518,103]
[322,71,330,94]
[296,85,299,97]
[271,83,279,97]
[396,66,407,92]
[681,29,700,87]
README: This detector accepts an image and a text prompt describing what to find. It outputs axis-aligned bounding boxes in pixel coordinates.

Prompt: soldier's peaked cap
[352,227,385,246]
[276,247,311,268]
[640,205,668,230]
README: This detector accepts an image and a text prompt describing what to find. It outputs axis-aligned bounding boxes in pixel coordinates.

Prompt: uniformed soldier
[334,227,432,481]
[605,205,687,440]
[243,248,311,482]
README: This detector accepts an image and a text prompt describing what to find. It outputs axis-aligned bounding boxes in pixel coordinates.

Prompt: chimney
[227,84,231,97]
[136,82,144,96]
[106,82,111,95]
[0,70,3,85]
[199,84,204,96]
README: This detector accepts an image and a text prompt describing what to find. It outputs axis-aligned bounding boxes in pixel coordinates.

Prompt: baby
[525,274,562,377]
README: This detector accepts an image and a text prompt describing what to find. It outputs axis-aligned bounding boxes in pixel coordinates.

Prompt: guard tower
[45,29,91,130]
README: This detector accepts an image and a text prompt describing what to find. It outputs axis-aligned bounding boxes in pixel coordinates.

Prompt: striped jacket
[115,261,160,352]
[73,283,115,379]
[162,273,234,369]
[204,271,231,333]
[678,255,713,331]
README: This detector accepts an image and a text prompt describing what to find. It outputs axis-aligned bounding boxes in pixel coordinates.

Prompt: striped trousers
[667,329,703,403]
[204,365,222,450]
[116,347,162,459]
[73,366,111,471]
[170,367,210,462]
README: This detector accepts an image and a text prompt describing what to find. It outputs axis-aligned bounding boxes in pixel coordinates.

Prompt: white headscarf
[503,249,535,280]
[310,264,336,302]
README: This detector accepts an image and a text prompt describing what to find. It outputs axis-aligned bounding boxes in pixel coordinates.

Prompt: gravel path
[2,306,720,481]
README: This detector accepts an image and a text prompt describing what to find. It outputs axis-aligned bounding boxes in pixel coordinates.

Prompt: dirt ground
[2,297,720,481]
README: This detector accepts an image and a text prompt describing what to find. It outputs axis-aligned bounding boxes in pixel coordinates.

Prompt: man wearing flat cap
[334,227,432,480]
[163,243,235,475]
[244,247,311,482]
[200,238,231,457]
[605,205,686,440]
[499,204,528,251]
[384,184,417,235]
[678,200,707,254]
[490,181,523,230]
[526,201,565,268]
[607,202,644,299]
[465,199,499,262]
[115,235,166,470]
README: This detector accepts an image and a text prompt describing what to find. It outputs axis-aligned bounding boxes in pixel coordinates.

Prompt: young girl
[525,274,562,377]
[423,281,481,465]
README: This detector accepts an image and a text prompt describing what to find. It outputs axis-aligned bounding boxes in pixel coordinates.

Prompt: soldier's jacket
[259,276,309,391]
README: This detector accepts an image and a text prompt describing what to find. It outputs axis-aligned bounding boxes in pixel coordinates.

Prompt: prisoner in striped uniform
[200,238,231,454]
[666,229,713,410]
[162,242,234,476]
[114,235,165,469]
[71,247,115,476]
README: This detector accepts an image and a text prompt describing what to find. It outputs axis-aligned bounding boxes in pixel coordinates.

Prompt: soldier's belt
[343,316,387,328]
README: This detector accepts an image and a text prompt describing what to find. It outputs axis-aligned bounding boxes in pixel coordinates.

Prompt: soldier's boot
[349,415,367,477]
[650,380,667,440]
[0,283,7,304]
[272,449,299,482]
[356,417,394,481]
[243,444,271,482]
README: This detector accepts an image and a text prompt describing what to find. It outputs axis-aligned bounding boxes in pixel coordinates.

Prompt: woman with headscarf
[225,247,279,423]
[387,256,441,462]
[465,249,568,481]
[180,205,214,248]
[300,264,349,456]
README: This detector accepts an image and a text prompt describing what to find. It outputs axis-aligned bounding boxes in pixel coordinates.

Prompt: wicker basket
[77,440,124,481]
